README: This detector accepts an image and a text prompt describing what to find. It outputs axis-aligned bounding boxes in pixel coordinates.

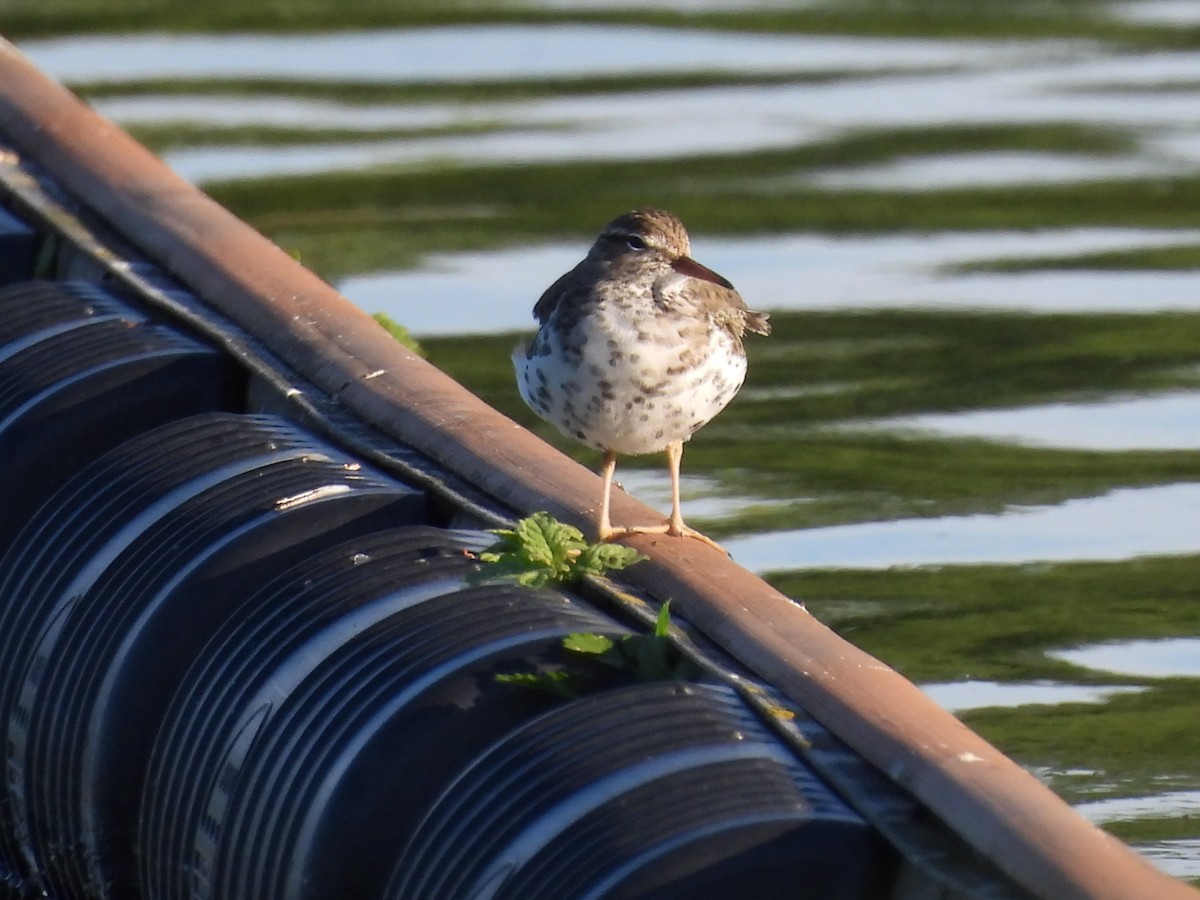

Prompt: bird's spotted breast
[517,299,747,456]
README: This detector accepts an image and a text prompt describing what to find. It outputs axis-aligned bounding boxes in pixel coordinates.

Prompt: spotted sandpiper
[514,207,770,548]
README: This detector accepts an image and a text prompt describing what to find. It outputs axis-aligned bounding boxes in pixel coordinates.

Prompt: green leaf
[371,312,426,357]
[615,602,701,683]
[563,631,614,655]
[515,513,558,567]
[474,512,646,586]
[654,600,673,638]
[516,569,551,588]
[575,542,647,578]
[494,669,577,698]
[620,633,675,681]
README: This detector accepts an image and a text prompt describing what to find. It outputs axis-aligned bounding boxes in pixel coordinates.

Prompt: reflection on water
[23,27,1020,83]
[810,150,1181,190]
[607,468,790,522]
[1076,790,1200,880]
[722,483,1200,572]
[533,0,821,9]
[1050,637,1200,679]
[33,26,1196,186]
[861,391,1200,451]
[921,679,1145,713]
[1078,790,1200,824]
[342,228,1200,336]
[1127,840,1200,881]
[91,94,467,130]
[78,45,1200,183]
[1117,1,1200,25]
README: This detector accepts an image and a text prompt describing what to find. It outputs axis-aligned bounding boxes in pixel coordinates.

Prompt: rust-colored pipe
[0,37,1192,900]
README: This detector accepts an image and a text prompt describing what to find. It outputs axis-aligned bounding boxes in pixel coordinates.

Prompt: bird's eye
[626,235,647,251]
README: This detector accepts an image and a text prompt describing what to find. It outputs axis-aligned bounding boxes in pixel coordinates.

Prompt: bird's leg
[596,442,726,552]
[595,448,621,540]
[596,447,669,541]
[664,440,726,552]
[665,439,686,536]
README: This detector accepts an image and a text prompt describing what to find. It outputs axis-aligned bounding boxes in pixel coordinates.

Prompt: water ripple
[722,483,1200,571]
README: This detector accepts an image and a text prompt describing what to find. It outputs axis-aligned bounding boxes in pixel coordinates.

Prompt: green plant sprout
[476,511,645,587]
[595,601,700,683]
[496,602,700,696]
[371,311,425,357]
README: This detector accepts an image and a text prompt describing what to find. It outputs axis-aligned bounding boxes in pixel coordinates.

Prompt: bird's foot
[671,523,727,553]
[596,522,670,543]
[598,521,727,554]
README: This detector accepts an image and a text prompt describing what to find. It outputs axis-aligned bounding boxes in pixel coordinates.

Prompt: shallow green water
[12,0,1200,882]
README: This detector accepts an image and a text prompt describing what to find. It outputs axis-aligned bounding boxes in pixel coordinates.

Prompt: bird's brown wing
[685,279,772,339]
[670,256,770,338]
[532,265,583,325]
[742,306,772,336]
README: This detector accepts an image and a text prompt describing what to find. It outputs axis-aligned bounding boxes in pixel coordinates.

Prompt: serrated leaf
[516,569,550,588]
[540,512,586,548]
[563,631,614,655]
[478,512,646,587]
[576,542,646,577]
[515,514,557,567]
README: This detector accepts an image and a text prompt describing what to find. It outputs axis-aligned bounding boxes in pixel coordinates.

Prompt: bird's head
[590,207,734,290]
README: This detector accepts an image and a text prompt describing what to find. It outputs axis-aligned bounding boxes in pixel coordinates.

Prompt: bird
[513,207,770,549]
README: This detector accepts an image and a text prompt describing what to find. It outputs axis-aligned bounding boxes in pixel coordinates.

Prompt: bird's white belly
[516,314,746,456]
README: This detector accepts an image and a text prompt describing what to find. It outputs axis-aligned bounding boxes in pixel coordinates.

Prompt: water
[1117,1,1200,26]
[857,391,1200,450]
[920,680,1145,714]
[723,483,1200,571]
[21,27,1041,83]
[12,9,1200,882]
[1077,790,1200,880]
[61,35,1200,183]
[1051,637,1200,679]
[341,229,1200,337]
[809,151,1182,189]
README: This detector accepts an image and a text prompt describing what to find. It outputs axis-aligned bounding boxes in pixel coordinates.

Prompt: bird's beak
[671,255,734,290]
